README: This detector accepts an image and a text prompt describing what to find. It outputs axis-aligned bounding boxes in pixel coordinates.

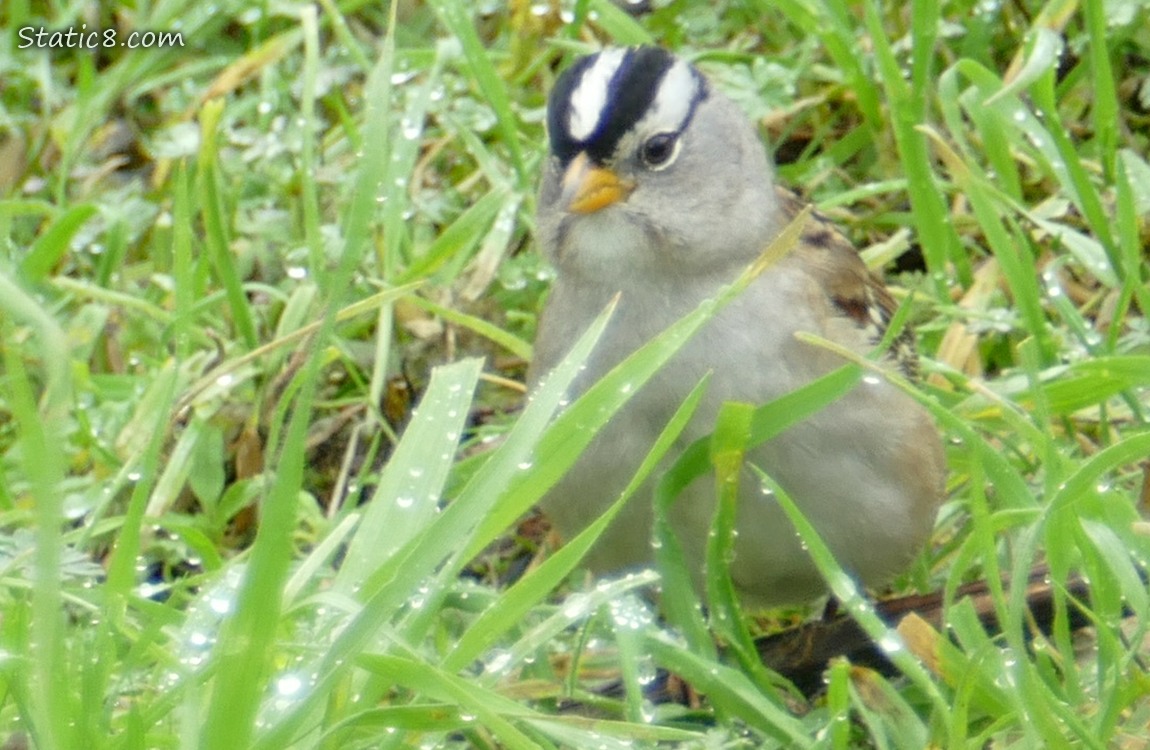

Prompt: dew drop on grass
[276,673,304,697]
[484,650,513,675]
[562,593,591,619]
[878,633,904,655]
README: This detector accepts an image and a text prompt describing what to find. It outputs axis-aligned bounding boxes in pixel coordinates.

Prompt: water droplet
[878,633,904,654]
[562,594,591,619]
[484,650,513,674]
[276,673,304,696]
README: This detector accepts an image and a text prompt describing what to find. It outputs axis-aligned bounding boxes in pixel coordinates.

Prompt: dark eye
[640,132,679,169]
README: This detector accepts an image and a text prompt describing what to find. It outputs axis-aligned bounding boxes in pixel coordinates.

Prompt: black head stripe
[547,54,600,165]
[547,47,704,167]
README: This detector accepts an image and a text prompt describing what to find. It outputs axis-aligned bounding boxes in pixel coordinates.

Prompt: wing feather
[774,187,920,379]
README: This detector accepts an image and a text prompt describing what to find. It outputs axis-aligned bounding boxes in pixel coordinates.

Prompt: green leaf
[334,357,482,594]
[20,203,97,281]
[443,374,710,674]
[645,632,813,747]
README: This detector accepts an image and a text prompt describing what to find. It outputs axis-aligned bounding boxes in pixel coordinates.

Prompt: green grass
[2,0,1150,747]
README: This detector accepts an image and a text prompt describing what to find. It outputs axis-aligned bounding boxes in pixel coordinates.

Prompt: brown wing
[774,187,920,379]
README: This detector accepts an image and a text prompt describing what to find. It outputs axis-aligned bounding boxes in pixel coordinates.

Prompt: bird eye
[640,132,679,169]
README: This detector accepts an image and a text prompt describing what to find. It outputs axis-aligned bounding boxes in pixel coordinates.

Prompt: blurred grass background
[2,0,1150,747]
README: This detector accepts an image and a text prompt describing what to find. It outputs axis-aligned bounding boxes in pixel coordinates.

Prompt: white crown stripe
[567,48,627,141]
[636,59,698,135]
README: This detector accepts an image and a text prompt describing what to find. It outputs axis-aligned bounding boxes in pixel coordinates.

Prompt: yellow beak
[561,152,634,214]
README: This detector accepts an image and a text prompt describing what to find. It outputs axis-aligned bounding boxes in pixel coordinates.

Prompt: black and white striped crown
[547,47,708,167]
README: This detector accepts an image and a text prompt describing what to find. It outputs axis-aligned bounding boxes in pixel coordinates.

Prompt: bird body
[530,47,945,607]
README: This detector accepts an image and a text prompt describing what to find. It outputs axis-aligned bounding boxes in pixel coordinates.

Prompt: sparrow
[529,47,946,607]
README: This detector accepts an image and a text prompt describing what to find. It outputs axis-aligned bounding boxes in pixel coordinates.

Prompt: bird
[528,46,946,608]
